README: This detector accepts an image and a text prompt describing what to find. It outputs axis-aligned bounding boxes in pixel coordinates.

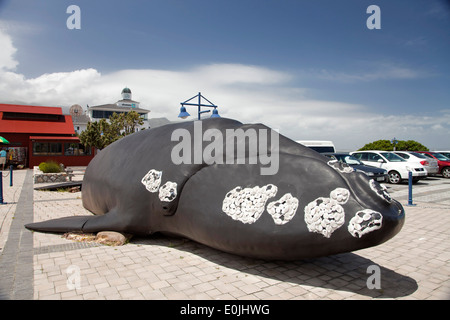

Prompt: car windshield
[343,155,362,165]
[380,152,405,162]
[333,154,362,165]
[432,153,450,161]
[410,152,427,159]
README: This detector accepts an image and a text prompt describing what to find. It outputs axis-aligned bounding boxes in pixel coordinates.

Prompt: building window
[64,143,91,156]
[92,110,127,119]
[32,142,63,156]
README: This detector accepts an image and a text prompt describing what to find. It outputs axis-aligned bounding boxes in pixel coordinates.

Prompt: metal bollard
[0,172,4,204]
[10,165,13,187]
[407,171,416,206]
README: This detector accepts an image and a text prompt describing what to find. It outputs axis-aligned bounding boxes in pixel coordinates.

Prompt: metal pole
[10,165,13,187]
[0,172,4,204]
[198,92,201,120]
[407,171,415,206]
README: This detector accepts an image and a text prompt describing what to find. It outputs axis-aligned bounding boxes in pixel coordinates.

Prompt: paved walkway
[0,169,449,300]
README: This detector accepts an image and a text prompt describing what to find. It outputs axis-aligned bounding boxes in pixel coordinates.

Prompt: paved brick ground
[1,169,449,300]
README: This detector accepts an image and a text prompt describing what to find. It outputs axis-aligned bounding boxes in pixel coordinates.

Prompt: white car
[350,150,427,184]
[393,151,439,175]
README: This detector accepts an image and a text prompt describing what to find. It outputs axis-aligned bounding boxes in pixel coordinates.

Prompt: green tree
[114,111,144,136]
[358,139,429,151]
[79,111,144,150]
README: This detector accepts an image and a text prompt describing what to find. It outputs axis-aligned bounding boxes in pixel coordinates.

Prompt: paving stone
[1,169,450,301]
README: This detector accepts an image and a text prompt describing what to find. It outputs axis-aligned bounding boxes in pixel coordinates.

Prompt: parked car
[324,153,388,182]
[416,151,450,178]
[435,151,450,159]
[350,150,427,184]
[393,151,439,175]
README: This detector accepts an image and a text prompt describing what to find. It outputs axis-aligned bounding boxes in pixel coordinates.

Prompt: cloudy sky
[0,0,449,151]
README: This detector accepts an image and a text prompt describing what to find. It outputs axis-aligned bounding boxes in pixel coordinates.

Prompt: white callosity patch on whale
[222,184,278,224]
[327,160,354,174]
[304,197,345,238]
[369,179,392,203]
[348,209,383,238]
[267,193,299,225]
[330,187,350,205]
[159,181,178,202]
[304,187,350,238]
[141,169,162,193]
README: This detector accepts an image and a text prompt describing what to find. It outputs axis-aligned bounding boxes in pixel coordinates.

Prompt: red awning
[29,136,80,141]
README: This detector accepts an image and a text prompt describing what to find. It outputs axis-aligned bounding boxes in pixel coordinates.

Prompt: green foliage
[79,111,144,150]
[39,161,62,173]
[358,139,429,151]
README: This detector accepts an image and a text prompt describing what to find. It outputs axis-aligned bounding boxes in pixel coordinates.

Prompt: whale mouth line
[392,199,405,217]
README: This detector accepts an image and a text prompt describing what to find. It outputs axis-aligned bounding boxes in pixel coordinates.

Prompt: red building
[0,103,95,168]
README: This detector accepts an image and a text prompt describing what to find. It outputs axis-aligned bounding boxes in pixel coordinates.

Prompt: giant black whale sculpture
[26,118,405,260]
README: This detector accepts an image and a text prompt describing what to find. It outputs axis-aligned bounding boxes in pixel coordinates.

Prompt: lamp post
[391,137,398,151]
[178,92,220,120]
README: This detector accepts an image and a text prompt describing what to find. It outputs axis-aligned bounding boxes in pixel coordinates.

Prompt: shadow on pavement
[132,234,418,299]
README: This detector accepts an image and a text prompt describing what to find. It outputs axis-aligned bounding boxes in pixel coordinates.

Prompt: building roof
[88,104,150,114]
[116,99,140,104]
[0,103,75,135]
[71,114,90,124]
[0,103,63,115]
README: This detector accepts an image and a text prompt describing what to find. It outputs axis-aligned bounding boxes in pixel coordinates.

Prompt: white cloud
[313,63,423,83]
[0,26,18,70]
[0,27,448,151]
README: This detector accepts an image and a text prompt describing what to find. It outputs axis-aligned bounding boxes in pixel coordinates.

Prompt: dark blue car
[324,153,388,182]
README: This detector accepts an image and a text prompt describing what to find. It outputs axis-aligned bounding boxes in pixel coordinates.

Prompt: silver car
[394,151,439,175]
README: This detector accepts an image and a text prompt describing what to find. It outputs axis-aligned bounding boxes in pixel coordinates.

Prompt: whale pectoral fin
[25,214,122,234]
[25,216,94,234]
[25,208,146,235]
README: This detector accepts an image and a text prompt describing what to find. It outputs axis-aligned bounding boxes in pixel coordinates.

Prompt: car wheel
[388,171,402,184]
[442,167,450,178]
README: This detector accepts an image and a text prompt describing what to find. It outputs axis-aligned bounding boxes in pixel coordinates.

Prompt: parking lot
[0,169,449,302]
[382,175,450,207]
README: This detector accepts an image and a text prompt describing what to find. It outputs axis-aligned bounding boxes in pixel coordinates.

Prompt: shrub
[38,161,62,173]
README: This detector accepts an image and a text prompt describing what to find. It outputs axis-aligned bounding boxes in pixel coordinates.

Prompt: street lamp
[391,137,398,151]
[178,92,220,120]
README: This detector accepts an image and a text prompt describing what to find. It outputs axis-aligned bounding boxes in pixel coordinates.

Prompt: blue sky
[0,0,449,150]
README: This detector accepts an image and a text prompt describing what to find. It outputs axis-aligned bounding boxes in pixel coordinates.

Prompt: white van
[296,140,336,154]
